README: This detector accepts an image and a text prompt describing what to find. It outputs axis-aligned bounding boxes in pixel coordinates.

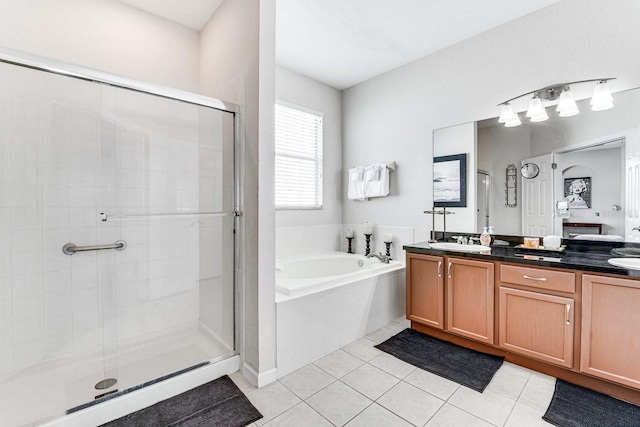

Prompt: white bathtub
[275,251,406,377]
[276,251,405,298]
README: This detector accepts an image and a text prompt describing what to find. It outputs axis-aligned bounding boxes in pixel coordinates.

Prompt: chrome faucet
[633,226,640,232]
[367,252,390,264]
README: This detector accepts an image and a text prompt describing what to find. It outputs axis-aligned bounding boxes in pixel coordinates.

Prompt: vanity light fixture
[497,78,615,127]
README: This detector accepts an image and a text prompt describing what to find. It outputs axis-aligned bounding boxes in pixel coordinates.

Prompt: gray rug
[101,375,262,427]
[375,328,503,392]
[543,379,640,427]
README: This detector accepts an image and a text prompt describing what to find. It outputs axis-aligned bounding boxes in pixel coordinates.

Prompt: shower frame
[0,46,244,426]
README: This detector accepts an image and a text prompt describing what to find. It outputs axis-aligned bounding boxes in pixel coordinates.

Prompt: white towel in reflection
[348,166,366,201]
[364,163,390,198]
[572,234,625,242]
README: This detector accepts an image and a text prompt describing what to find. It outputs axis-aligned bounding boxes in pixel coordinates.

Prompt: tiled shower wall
[0,63,234,376]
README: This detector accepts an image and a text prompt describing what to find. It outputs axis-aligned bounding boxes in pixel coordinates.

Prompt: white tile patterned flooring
[233,317,556,427]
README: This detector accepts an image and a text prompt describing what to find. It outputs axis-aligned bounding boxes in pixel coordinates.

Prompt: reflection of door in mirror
[477,170,490,231]
[624,130,640,242]
[521,154,553,237]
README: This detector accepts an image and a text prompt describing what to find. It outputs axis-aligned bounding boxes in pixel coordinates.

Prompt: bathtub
[276,251,405,298]
[275,251,406,377]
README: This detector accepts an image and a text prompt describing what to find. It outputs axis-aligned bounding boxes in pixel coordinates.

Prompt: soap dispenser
[480,227,491,247]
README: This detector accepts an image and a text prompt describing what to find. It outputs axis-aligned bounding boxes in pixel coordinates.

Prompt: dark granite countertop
[404,240,640,279]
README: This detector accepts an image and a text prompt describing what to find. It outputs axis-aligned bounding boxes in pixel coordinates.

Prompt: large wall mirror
[433,86,640,243]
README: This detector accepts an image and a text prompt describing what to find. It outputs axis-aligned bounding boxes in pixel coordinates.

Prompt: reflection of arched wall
[557,147,624,237]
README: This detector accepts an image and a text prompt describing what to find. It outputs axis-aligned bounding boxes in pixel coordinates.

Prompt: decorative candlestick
[384,242,392,258]
[384,234,393,258]
[346,237,354,254]
[364,234,372,256]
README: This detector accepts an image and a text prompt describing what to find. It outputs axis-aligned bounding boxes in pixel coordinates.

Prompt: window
[275,103,323,209]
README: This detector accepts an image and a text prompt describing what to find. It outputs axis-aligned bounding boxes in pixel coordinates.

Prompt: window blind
[275,103,323,209]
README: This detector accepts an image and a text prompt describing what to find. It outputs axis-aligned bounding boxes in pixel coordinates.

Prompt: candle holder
[346,237,354,254]
[384,241,392,258]
[364,234,372,256]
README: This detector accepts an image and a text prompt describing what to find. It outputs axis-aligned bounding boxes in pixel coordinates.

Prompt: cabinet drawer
[500,264,575,293]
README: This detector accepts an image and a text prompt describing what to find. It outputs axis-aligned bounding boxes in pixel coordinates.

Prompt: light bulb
[526,97,549,122]
[591,81,614,111]
[498,103,516,123]
[556,89,579,117]
[504,111,521,127]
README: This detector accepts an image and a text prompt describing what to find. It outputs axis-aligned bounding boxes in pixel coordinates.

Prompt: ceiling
[117,0,562,90]
[117,0,224,31]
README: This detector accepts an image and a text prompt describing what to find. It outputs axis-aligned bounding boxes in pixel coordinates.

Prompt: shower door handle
[62,240,127,255]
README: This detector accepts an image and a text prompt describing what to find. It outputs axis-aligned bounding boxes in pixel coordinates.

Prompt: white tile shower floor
[0,325,232,427]
[237,317,556,427]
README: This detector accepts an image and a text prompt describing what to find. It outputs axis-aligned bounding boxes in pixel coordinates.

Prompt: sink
[429,242,491,253]
[610,247,640,257]
[607,258,640,270]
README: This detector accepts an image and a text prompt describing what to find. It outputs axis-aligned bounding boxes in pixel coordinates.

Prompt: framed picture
[564,177,591,209]
[433,153,467,207]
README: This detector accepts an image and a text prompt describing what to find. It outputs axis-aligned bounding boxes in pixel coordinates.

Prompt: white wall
[342,0,640,241]
[199,0,277,387]
[0,0,200,92]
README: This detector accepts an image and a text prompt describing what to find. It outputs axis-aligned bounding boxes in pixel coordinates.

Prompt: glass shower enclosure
[0,55,237,426]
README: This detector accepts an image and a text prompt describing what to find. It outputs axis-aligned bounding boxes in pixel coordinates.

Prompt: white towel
[364,163,390,198]
[572,234,625,242]
[348,166,366,201]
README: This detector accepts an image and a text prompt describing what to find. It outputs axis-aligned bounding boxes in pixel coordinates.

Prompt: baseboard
[242,362,278,388]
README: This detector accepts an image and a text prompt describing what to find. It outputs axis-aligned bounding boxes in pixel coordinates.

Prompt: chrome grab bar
[62,240,127,256]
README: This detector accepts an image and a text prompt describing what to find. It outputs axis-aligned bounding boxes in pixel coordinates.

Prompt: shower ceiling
[117,0,561,90]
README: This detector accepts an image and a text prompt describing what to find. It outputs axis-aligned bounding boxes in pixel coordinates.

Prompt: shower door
[0,60,236,426]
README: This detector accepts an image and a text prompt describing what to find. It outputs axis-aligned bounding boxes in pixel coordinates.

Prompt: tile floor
[231,317,556,427]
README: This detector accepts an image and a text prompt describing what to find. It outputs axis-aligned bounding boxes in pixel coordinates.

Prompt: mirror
[433,86,640,243]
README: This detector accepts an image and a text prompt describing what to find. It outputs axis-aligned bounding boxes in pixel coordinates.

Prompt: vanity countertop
[404,241,640,278]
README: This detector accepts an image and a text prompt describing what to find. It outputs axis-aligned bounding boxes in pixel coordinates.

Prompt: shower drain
[95,378,118,390]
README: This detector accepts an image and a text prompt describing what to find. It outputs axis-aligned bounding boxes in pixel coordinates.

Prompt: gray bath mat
[101,375,262,427]
[375,328,503,392]
[543,379,640,427]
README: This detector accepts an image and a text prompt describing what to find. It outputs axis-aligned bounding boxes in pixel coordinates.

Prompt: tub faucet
[367,252,390,264]
[633,226,640,231]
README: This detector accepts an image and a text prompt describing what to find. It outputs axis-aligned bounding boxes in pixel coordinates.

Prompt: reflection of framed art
[564,177,591,209]
[434,153,467,207]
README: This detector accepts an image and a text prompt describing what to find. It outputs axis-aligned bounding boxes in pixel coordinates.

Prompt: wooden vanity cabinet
[406,253,444,329]
[499,287,574,368]
[498,264,576,368]
[582,274,640,390]
[446,258,495,344]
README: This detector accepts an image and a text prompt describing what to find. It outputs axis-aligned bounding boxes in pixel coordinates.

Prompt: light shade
[526,97,549,122]
[498,103,516,123]
[504,111,521,127]
[591,81,614,111]
[556,89,579,117]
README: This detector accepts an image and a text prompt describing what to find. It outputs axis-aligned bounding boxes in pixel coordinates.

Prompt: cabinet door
[406,253,444,329]
[446,258,495,344]
[499,287,574,368]
[582,274,640,389]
